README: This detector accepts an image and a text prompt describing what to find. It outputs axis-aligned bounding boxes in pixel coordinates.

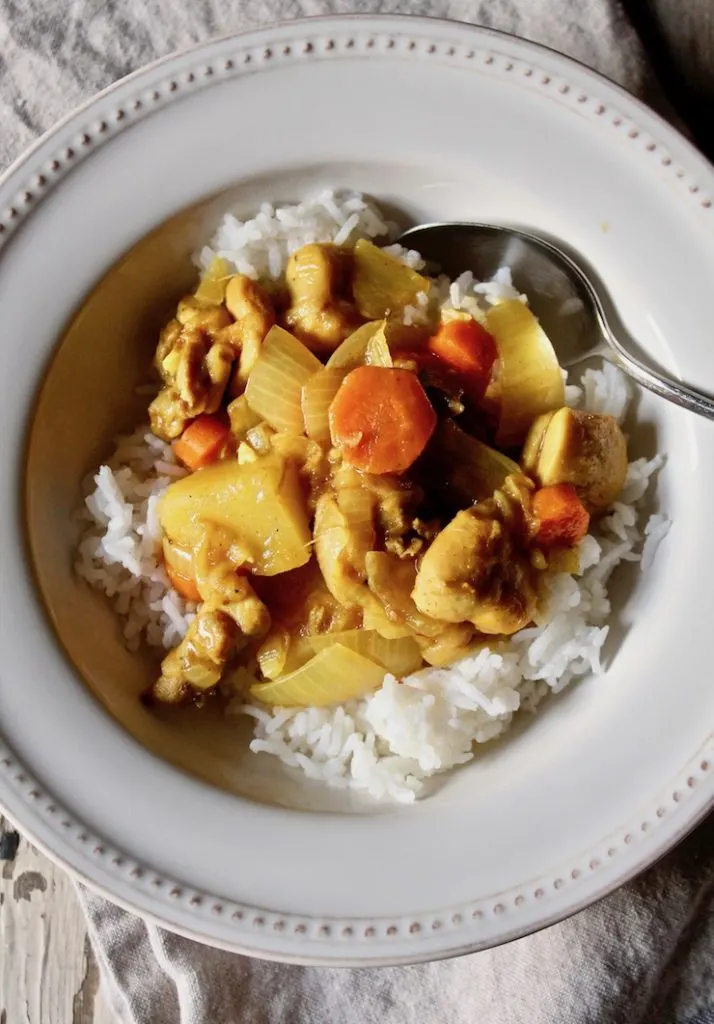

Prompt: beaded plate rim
[0,15,713,964]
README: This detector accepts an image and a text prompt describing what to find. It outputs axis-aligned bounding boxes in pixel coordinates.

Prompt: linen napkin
[1,1,711,1021]
[82,813,714,1023]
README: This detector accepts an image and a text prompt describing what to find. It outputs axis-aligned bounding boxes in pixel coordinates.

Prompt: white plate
[1,16,713,965]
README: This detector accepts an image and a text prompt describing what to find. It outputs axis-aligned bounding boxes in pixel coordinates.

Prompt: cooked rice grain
[76,192,670,803]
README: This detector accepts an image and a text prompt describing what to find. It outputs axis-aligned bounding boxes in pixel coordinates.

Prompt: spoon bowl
[400,222,714,420]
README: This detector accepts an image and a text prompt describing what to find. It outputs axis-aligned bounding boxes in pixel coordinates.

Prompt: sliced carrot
[427,318,497,398]
[173,415,230,471]
[329,366,436,475]
[533,484,590,548]
[165,562,202,602]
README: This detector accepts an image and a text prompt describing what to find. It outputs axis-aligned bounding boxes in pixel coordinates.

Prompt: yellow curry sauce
[147,240,627,706]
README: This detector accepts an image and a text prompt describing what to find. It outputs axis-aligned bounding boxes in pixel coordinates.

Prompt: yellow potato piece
[545,545,581,574]
[352,240,429,320]
[194,256,232,305]
[227,394,262,439]
[159,453,311,576]
[250,643,387,707]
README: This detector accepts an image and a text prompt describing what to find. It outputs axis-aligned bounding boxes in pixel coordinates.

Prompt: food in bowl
[76,192,669,802]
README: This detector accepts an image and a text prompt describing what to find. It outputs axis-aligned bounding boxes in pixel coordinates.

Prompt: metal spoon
[399,222,714,421]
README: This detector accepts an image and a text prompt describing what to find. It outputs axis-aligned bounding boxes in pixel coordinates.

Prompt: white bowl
[1,16,713,964]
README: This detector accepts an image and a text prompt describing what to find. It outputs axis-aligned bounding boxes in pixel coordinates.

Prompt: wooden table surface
[0,814,114,1023]
[1,5,712,1022]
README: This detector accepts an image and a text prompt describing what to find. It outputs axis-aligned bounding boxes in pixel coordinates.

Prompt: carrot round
[165,562,202,602]
[173,415,230,470]
[427,318,497,398]
[533,484,590,548]
[329,366,436,474]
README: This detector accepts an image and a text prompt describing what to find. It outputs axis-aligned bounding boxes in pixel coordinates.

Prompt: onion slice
[301,366,347,441]
[486,300,564,447]
[250,643,387,707]
[245,325,321,434]
[308,629,422,677]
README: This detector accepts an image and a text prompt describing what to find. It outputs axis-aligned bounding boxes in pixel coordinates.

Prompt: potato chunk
[522,407,627,513]
[159,454,311,576]
[352,239,429,320]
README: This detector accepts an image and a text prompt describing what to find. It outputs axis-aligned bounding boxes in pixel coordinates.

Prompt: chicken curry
[148,239,627,707]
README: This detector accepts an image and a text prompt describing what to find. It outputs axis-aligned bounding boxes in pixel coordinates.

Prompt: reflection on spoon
[399,222,714,422]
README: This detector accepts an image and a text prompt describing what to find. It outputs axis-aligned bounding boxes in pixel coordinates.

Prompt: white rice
[235,441,664,803]
[75,429,196,652]
[76,191,670,803]
[195,190,391,280]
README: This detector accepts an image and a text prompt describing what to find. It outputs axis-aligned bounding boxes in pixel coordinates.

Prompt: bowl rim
[1,13,713,964]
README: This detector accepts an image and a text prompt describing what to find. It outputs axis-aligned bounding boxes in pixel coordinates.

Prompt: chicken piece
[155,300,231,379]
[490,472,539,547]
[176,296,232,333]
[252,561,361,679]
[416,626,478,667]
[313,492,377,610]
[270,432,330,504]
[284,243,362,355]
[412,507,537,635]
[364,550,472,655]
[222,274,276,393]
[376,484,413,537]
[311,484,421,630]
[372,477,426,559]
[153,536,271,703]
[365,551,442,639]
[332,463,425,559]
[154,608,237,703]
[148,386,192,441]
[154,319,183,380]
[522,407,628,513]
[173,329,233,413]
[197,564,270,637]
[151,293,236,439]
[149,328,234,440]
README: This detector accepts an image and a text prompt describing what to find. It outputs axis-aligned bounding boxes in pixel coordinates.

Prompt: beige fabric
[2,0,711,1020]
[80,811,714,1023]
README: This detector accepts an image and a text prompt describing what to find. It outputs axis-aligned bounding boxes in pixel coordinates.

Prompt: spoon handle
[602,325,714,421]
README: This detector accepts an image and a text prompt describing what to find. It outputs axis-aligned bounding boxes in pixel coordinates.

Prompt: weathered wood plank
[0,817,115,1024]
